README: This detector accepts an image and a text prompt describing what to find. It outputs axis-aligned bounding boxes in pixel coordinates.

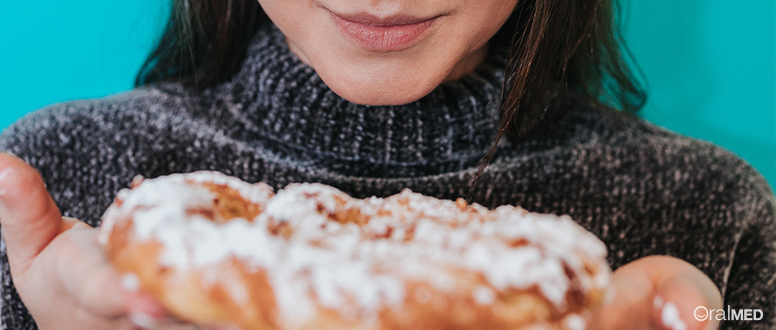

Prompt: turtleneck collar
[218,23,508,176]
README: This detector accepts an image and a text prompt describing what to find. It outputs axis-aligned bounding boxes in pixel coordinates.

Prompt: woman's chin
[332,89,430,106]
[321,74,442,106]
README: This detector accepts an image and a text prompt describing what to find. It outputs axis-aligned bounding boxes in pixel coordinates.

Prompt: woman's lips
[330,12,439,52]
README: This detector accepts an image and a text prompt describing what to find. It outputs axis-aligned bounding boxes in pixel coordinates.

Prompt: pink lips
[330,11,439,52]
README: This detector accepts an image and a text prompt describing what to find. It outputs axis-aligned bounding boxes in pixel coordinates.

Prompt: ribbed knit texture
[1,23,774,329]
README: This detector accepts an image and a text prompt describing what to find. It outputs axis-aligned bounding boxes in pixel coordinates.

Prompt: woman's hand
[589,255,723,330]
[0,153,235,330]
[0,152,723,330]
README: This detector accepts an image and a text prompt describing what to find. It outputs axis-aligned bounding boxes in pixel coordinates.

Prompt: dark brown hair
[136,0,645,146]
[135,0,265,90]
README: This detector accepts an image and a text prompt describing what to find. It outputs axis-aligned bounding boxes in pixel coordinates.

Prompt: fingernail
[130,311,159,329]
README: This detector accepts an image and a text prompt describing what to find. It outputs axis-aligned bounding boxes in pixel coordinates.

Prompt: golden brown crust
[100,171,611,330]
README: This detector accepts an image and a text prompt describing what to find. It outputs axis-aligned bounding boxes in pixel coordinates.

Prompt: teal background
[0,0,169,121]
[1,1,774,188]
[622,1,775,189]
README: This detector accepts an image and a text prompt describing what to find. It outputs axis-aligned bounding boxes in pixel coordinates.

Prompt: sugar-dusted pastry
[100,171,611,330]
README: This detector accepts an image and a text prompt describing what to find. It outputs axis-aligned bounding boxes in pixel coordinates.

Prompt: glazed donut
[99,171,611,330]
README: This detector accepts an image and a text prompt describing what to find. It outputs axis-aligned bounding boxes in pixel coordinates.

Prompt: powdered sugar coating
[101,171,611,328]
[661,302,688,330]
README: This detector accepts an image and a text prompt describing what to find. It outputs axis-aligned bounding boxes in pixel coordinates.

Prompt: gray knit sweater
[1,24,774,330]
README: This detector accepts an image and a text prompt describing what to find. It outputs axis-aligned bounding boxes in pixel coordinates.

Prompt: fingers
[590,255,723,330]
[0,154,204,329]
[17,223,136,329]
[43,226,176,328]
[651,259,722,330]
[51,226,140,319]
[0,153,65,276]
[588,266,654,329]
[124,274,172,328]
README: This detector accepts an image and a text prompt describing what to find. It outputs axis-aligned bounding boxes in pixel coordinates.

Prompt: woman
[0,0,772,329]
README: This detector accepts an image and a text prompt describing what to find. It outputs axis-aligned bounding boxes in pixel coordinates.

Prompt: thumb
[651,260,722,330]
[0,153,66,276]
